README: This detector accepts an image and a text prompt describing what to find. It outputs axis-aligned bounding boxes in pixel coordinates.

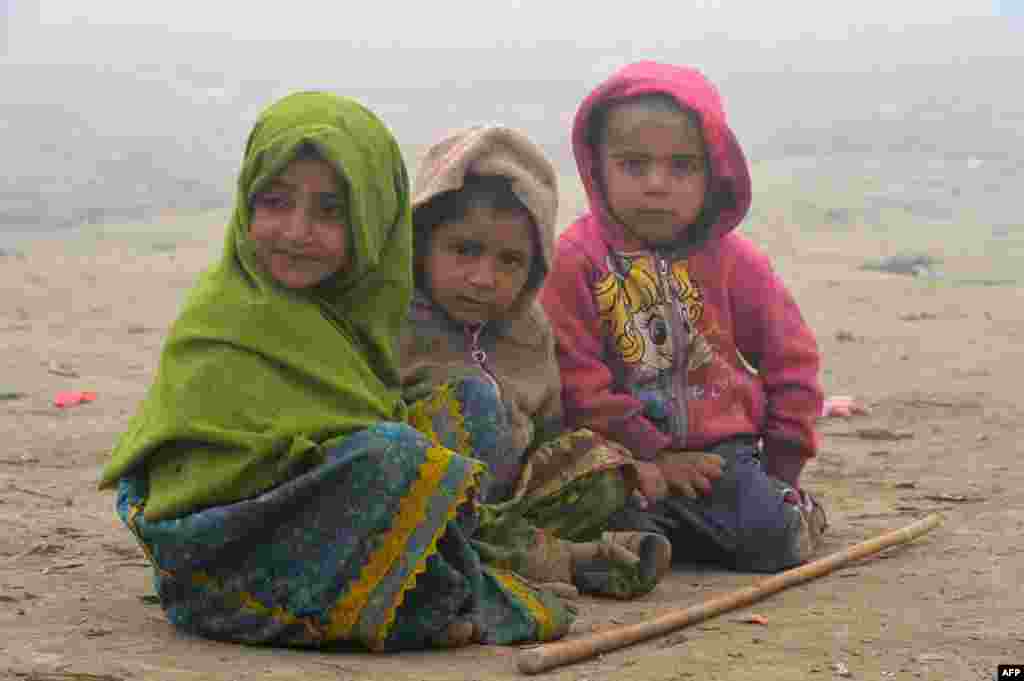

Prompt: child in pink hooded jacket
[540,61,827,572]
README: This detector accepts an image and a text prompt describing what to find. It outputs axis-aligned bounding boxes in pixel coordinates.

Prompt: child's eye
[671,157,704,177]
[500,253,526,269]
[453,242,483,258]
[317,197,346,221]
[620,158,648,176]
[253,192,292,210]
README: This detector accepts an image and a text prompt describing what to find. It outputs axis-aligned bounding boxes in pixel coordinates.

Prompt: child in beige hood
[400,125,672,598]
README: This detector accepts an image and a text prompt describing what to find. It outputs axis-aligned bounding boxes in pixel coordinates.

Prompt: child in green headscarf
[98,91,573,651]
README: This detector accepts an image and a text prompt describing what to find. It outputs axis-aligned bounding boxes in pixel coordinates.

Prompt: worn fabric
[497,428,634,541]
[408,377,632,534]
[406,376,515,503]
[403,125,564,471]
[539,61,823,486]
[117,421,572,650]
[101,94,575,652]
[100,91,415,521]
[605,437,810,572]
[410,377,651,596]
[403,290,562,485]
[403,127,647,583]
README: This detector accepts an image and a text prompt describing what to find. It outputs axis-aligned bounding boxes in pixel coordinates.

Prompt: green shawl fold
[99,91,413,521]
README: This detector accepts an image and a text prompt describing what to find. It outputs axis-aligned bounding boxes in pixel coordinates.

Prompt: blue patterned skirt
[117,392,572,651]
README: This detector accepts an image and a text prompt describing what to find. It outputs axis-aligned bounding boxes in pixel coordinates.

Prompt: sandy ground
[1,216,1021,681]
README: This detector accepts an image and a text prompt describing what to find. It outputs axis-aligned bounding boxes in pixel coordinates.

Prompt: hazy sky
[1,0,1021,244]
[25,0,1004,46]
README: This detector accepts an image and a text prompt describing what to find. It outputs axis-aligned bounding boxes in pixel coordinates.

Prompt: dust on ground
[2,216,1021,681]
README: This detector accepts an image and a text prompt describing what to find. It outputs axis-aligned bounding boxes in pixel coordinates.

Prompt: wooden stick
[518,513,943,674]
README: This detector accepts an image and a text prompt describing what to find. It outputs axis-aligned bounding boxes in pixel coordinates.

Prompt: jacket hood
[572,61,752,251]
[412,125,558,320]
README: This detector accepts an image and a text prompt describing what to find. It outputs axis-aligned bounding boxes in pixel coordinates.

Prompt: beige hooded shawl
[401,125,562,468]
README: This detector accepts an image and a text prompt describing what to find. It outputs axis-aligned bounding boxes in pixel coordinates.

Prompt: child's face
[424,204,535,325]
[249,158,349,289]
[598,103,708,246]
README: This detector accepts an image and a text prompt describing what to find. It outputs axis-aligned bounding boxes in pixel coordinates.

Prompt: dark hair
[584,93,726,248]
[413,173,545,292]
[293,141,324,161]
[250,141,348,208]
[584,92,696,150]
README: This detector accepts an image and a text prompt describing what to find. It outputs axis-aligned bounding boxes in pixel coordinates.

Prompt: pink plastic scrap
[54,391,97,408]
[821,395,870,418]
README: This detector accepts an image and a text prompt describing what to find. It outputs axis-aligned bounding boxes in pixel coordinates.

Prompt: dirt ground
[1,217,1021,681]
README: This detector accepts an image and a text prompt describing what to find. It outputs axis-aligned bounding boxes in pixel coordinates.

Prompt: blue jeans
[606,437,806,573]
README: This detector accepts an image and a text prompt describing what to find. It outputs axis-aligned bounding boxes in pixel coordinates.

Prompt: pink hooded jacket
[539,61,823,486]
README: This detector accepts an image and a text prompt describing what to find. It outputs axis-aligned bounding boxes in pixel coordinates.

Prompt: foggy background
[1,1,1021,248]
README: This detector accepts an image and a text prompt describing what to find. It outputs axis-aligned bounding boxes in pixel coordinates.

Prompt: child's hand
[632,460,669,508]
[655,450,724,499]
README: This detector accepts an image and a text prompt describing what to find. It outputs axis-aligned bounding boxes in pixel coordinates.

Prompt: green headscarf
[99,91,412,521]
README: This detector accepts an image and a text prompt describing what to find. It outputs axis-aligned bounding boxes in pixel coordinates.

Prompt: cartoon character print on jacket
[594,252,714,374]
[593,251,731,435]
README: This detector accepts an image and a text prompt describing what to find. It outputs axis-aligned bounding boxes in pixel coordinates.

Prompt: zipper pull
[659,257,676,299]
[467,324,488,366]
[464,322,503,399]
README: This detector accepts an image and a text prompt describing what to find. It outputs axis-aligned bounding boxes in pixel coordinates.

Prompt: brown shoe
[793,491,828,562]
[602,531,673,580]
[570,534,666,599]
[430,618,479,648]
